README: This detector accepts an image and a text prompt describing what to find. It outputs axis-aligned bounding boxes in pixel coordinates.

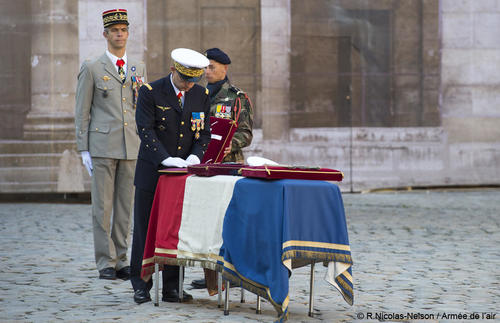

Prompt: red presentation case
[201,116,238,164]
[187,163,244,177]
[240,165,344,181]
[158,167,188,174]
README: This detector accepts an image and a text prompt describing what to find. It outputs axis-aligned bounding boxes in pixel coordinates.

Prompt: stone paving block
[1,190,499,321]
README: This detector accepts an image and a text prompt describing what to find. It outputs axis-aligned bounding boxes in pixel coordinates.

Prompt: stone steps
[1,113,87,193]
[0,166,59,183]
[0,181,59,193]
[0,140,76,154]
[23,114,75,140]
[0,153,62,168]
[0,139,89,193]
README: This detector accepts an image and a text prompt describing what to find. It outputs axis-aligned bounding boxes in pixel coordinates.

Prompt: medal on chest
[215,104,232,119]
[131,75,144,109]
[191,112,205,139]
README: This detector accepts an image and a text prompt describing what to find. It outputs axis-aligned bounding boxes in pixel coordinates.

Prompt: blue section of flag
[219,178,353,318]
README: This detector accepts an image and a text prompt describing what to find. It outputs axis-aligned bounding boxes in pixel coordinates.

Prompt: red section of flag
[141,174,190,280]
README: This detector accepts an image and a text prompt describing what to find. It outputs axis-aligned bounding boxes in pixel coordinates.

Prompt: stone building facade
[0,0,499,194]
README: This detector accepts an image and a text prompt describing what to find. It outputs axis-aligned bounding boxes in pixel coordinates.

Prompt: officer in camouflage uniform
[190,48,254,291]
[204,48,253,163]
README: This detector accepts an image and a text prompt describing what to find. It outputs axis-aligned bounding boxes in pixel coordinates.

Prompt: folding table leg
[217,272,222,308]
[256,295,261,314]
[178,265,184,302]
[308,261,315,317]
[240,287,245,303]
[154,263,159,306]
[224,279,230,315]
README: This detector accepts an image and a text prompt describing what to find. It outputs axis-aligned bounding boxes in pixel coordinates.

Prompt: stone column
[440,0,500,185]
[260,0,291,141]
[25,0,79,140]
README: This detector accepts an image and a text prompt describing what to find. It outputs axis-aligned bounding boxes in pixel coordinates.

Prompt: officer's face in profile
[205,60,228,84]
[103,23,129,50]
[171,68,195,92]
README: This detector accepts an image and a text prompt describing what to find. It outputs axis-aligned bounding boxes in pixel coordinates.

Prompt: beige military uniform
[75,53,146,271]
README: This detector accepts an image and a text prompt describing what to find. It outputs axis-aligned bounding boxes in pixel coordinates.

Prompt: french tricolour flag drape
[141,174,353,321]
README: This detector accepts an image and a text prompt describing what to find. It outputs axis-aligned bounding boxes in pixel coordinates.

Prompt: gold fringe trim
[142,256,155,265]
[337,275,353,293]
[282,249,352,265]
[336,276,354,305]
[343,270,353,282]
[282,240,350,251]
[221,269,287,316]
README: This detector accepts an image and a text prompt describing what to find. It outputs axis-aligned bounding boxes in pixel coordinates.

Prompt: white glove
[81,151,93,176]
[185,154,201,165]
[246,156,279,166]
[161,157,189,168]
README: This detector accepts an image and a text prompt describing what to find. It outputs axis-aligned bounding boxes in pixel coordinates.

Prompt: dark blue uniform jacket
[134,74,210,192]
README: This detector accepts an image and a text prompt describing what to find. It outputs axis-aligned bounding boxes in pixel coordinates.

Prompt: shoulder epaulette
[229,85,245,96]
[205,88,209,95]
[143,83,152,90]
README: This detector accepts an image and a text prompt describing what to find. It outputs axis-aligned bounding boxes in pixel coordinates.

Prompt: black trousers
[130,187,181,293]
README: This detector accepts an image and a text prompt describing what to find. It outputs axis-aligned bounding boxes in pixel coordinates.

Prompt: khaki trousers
[91,157,136,271]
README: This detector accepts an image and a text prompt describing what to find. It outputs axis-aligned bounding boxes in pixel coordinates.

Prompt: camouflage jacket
[209,80,253,163]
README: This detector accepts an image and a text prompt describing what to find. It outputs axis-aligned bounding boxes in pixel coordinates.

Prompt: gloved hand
[81,151,93,176]
[161,157,189,168]
[185,154,201,165]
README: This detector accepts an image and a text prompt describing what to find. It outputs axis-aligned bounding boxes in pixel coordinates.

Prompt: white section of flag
[177,175,241,261]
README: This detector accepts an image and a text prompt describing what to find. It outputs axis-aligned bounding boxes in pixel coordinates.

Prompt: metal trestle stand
[308,261,315,317]
[154,263,159,306]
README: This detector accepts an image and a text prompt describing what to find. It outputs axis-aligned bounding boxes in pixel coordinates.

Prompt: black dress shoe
[162,289,193,302]
[191,278,206,289]
[99,267,116,280]
[134,289,151,304]
[116,266,131,280]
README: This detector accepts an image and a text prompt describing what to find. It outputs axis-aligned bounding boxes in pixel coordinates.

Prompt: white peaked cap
[171,48,209,68]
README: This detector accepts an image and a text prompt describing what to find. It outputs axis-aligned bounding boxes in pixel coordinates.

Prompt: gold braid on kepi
[174,61,204,78]
[102,9,129,28]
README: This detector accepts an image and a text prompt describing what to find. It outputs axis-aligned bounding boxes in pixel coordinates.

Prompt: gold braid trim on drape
[282,250,352,264]
[336,276,354,305]
[221,269,289,321]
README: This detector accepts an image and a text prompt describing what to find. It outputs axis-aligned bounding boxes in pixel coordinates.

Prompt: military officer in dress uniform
[130,48,211,304]
[74,9,146,281]
[191,47,254,290]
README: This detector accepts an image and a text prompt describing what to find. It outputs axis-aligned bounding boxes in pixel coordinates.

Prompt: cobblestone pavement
[1,188,499,322]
